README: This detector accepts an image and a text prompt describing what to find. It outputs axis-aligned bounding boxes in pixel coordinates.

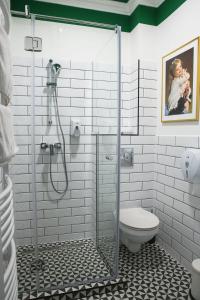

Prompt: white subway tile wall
[120,61,157,211]
[11,57,96,245]
[154,136,200,271]
[11,58,157,249]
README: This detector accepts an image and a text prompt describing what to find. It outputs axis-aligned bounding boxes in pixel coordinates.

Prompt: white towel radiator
[0,2,18,298]
[0,166,18,300]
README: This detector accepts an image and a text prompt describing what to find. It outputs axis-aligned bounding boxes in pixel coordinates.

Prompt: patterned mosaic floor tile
[17,239,115,299]
[17,241,191,300]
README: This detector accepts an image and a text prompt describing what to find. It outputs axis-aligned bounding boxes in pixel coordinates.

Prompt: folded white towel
[0,20,12,106]
[0,104,18,165]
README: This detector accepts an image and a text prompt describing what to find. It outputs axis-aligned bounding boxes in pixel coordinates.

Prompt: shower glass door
[30,13,121,294]
[92,27,121,276]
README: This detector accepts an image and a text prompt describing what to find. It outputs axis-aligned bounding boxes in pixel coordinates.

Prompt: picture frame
[161,37,200,122]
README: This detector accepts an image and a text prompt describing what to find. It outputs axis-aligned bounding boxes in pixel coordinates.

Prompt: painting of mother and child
[161,38,199,122]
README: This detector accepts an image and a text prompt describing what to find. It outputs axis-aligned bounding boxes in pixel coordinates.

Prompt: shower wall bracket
[24,36,42,52]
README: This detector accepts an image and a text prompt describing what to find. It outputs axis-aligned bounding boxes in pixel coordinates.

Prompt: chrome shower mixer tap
[40,142,62,153]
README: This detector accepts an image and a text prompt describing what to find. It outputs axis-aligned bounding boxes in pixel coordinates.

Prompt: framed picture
[161,37,200,122]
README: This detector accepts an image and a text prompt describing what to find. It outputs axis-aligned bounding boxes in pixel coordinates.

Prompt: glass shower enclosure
[13,11,121,298]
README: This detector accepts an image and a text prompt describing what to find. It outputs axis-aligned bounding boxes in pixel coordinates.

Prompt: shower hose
[49,87,69,197]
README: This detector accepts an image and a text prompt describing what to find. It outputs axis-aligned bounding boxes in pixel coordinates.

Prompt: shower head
[52,63,61,78]
[46,60,61,86]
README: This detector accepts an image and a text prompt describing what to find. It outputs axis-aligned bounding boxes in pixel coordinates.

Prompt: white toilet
[119,207,159,253]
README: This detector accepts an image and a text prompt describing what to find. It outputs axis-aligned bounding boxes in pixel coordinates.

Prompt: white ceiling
[36,0,166,15]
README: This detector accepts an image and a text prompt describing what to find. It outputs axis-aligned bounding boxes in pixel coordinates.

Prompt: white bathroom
[0,0,200,299]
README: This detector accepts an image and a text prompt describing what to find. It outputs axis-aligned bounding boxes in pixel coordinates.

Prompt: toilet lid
[120,208,159,230]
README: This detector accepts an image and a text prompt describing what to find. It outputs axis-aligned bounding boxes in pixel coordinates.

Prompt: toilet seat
[120,208,159,231]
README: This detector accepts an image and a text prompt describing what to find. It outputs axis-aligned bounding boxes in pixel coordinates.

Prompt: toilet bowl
[119,207,159,253]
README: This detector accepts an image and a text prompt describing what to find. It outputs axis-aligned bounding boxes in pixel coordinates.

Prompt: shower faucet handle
[40,142,48,150]
[40,142,62,152]
[54,142,61,150]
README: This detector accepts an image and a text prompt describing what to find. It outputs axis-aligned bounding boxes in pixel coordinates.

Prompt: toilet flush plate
[120,148,134,166]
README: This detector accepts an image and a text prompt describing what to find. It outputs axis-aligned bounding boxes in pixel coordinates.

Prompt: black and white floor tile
[17,240,191,300]
[17,239,121,300]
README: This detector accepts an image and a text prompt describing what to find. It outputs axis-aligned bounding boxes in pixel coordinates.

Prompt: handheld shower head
[46,60,61,86]
[52,63,61,79]
[52,63,61,86]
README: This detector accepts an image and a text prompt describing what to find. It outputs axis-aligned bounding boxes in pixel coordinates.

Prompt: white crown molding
[35,0,165,16]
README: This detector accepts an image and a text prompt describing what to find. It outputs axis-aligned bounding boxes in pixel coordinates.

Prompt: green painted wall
[156,0,187,25]
[11,0,130,31]
[129,5,157,29]
[11,0,187,32]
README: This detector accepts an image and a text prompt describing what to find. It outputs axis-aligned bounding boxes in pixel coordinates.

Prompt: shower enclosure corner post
[115,24,121,276]
[30,13,39,287]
